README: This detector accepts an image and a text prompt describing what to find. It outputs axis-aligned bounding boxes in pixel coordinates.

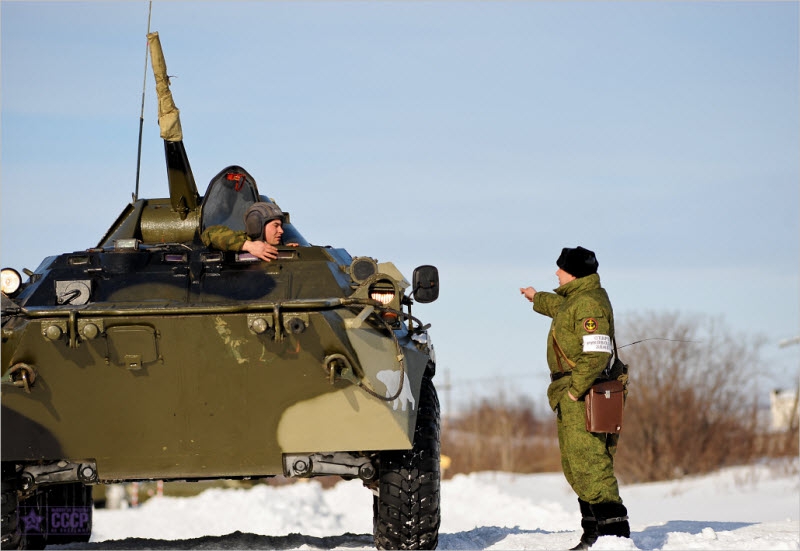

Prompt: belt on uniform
[550,371,612,387]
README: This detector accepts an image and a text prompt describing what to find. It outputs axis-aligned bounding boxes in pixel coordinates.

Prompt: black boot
[594,502,630,539]
[569,499,598,550]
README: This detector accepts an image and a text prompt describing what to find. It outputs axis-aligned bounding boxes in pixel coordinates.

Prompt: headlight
[369,291,395,305]
[1,268,21,295]
[368,281,399,323]
[369,285,395,305]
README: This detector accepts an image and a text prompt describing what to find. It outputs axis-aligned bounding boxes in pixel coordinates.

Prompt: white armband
[582,334,612,353]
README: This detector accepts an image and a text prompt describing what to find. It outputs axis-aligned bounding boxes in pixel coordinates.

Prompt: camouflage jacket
[532,273,614,410]
[201,225,250,251]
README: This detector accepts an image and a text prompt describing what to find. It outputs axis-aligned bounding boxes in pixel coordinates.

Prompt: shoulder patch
[583,318,598,333]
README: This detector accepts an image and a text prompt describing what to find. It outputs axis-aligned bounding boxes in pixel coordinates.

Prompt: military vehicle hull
[2,234,440,550]
[2,293,430,480]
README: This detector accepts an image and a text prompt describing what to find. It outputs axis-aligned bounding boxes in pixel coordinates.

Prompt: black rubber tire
[20,482,93,549]
[8,479,93,549]
[373,374,441,550]
[41,483,93,546]
[1,465,22,550]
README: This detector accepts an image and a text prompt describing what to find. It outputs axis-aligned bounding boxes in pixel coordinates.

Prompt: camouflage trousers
[556,395,622,505]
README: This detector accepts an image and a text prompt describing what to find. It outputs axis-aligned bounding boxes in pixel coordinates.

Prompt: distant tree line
[441,312,798,482]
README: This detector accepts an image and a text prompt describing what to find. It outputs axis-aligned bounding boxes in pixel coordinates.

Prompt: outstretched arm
[201,225,278,262]
[521,285,564,318]
[201,225,248,251]
[241,240,279,262]
[520,286,537,302]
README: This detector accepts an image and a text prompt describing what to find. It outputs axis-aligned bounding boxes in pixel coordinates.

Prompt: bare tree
[441,392,561,476]
[615,312,764,483]
[440,312,794,482]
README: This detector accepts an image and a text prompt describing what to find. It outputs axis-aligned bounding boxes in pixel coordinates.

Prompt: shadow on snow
[53,522,756,550]
[632,520,753,550]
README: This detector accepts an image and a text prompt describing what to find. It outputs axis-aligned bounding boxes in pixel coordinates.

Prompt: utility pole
[441,368,452,423]
[776,336,799,432]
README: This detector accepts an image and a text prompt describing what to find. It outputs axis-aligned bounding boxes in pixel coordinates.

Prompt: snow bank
[61,460,798,550]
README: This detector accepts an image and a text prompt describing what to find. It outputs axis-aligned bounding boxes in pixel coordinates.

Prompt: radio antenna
[134,2,153,203]
[618,337,699,349]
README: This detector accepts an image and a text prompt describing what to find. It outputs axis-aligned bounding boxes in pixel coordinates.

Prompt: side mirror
[412,265,439,304]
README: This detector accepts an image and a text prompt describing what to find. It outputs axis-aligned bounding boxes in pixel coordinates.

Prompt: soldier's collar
[555,273,601,296]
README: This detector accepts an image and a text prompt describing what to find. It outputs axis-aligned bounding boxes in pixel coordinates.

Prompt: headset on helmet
[244,202,285,240]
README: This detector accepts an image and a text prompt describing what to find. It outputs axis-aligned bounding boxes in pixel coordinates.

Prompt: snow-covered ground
[63,459,798,550]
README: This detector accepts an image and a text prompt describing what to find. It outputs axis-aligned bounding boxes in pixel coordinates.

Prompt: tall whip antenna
[134,2,153,202]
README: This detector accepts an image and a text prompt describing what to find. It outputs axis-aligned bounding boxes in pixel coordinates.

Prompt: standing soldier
[520,246,630,549]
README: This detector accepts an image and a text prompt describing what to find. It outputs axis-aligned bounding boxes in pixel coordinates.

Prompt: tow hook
[4,363,37,393]
[323,354,361,386]
[19,460,98,490]
[283,453,376,481]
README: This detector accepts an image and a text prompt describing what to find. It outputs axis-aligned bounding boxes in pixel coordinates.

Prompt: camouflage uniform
[532,272,623,504]
[201,225,250,251]
[202,202,286,251]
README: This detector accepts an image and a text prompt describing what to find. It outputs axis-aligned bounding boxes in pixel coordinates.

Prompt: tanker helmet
[244,202,285,240]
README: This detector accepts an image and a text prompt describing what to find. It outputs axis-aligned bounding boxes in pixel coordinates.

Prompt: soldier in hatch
[201,202,297,261]
[519,246,630,549]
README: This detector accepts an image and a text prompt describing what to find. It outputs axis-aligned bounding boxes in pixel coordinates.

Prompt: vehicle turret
[99,31,200,246]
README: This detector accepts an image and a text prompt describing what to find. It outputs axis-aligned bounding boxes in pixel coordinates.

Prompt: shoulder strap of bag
[551,329,577,371]
[601,335,627,379]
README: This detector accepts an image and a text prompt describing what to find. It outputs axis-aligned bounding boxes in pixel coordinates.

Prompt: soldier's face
[556,268,576,286]
[264,220,284,246]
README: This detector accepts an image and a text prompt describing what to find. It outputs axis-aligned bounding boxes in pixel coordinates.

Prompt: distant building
[770,388,799,432]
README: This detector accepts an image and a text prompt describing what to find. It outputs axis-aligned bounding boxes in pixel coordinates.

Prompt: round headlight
[1,268,21,295]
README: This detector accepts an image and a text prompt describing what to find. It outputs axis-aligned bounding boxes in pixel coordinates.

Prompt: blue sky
[2,1,798,412]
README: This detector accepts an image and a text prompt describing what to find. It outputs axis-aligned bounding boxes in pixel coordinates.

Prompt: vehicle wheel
[25,482,93,548]
[42,482,93,546]
[373,374,440,550]
[12,481,93,549]
[19,486,45,550]
[1,465,22,550]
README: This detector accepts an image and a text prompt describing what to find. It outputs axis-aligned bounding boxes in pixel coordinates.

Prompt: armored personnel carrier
[1,32,440,550]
